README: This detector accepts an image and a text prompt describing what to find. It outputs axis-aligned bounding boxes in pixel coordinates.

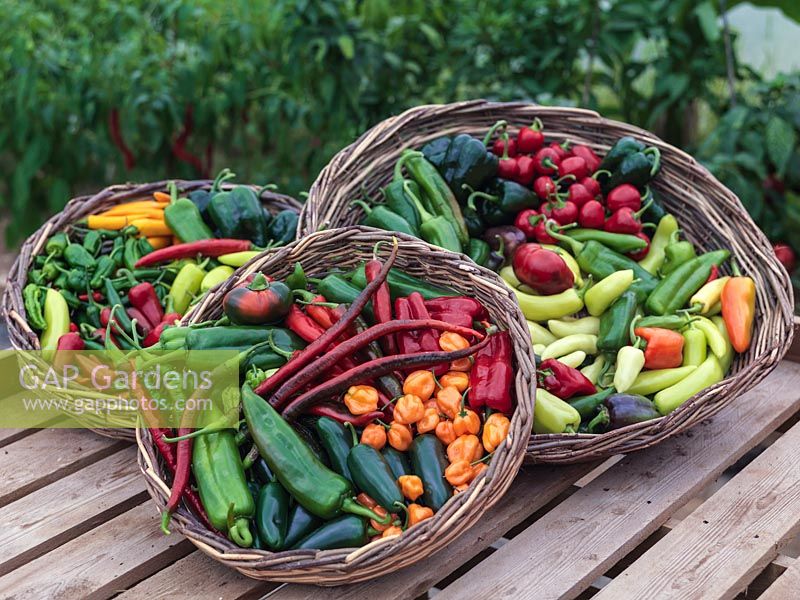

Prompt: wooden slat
[436,361,800,600]
[760,556,800,600]
[266,462,598,600]
[0,428,125,507]
[0,428,34,448]
[116,552,273,600]
[0,446,146,575]
[595,418,800,599]
[0,502,194,599]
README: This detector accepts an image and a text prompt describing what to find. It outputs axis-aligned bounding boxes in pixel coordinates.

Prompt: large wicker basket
[300,100,795,464]
[2,179,301,441]
[136,226,535,584]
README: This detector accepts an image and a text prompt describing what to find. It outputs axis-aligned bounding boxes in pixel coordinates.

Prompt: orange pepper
[445,459,474,486]
[439,371,469,393]
[482,413,511,453]
[447,434,482,463]
[439,331,470,352]
[436,385,462,419]
[416,407,440,434]
[450,357,473,372]
[361,423,386,450]
[388,422,413,451]
[397,475,424,501]
[130,218,172,237]
[382,525,403,538]
[344,385,379,415]
[357,493,377,508]
[153,191,172,203]
[453,407,481,436]
[407,503,434,527]
[403,370,436,401]
[103,200,164,215]
[146,236,172,250]
[472,462,488,480]
[423,398,439,411]
[453,483,470,494]
[435,420,457,445]
[394,394,425,425]
[721,274,756,353]
[370,505,393,532]
[634,327,685,370]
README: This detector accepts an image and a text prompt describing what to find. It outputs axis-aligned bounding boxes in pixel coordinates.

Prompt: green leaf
[337,35,354,60]
[694,1,720,43]
[765,116,797,176]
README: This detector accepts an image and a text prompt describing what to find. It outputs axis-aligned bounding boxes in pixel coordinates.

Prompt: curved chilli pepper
[645,250,730,316]
[614,344,646,393]
[585,269,634,317]
[662,231,697,276]
[223,274,292,325]
[40,289,70,358]
[256,481,289,550]
[135,239,252,267]
[626,365,698,396]
[366,258,396,355]
[638,214,678,275]
[166,262,206,316]
[690,276,731,314]
[281,337,492,421]
[533,388,581,434]
[692,316,729,359]
[580,355,607,385]
[161,417,194,536]
[23,284,47,331]
[347,442,404,511]
[712,316,734,373]
[557,351,586,368]
[721,270,756,353]
[128,282,164,327]
[407,292,446,375]
[566,387,615,421]
[291,514,368,550]
[635,327,684,370]
[548,316,600,338]
[242,384,388,523]
[541,334,598,360]
[654,354,724,415]
[285,305,326,343]
[306,404,383,427]
[682,325,707,367]
[469,331,514,414]
[537,358,596,399]
[256,243,399,399]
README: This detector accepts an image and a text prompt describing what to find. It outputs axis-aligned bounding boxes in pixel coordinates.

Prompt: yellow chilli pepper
[690,276,730,314]
[541,334,597,360]
[403,370,436,401]
[528,320,557,346]
[218,251,261,267]
[547,316,600,338]
[557,350,586,369]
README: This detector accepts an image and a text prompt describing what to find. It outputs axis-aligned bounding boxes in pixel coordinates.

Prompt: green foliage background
[1,0,798,275]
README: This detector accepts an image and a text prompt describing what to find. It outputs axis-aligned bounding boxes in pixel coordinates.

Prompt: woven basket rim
[136,225,535,584]
[2,179,301,441]
[300,99,795,464]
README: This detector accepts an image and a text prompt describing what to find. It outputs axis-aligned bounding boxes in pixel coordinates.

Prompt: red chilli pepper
[533,176,557,201]
[161,422,193,534]
[516,118,545,154]
[514,155,536,186]
[305,295,339,330]
[533,147,561,176]
[570,145,601,172]
[306,404,384,427]
[366,259,397,355]
[424,296,489,321]
[408,292,449,375]
[606,184,646,212]
[426,310,473,331]
[537,358,595,399]
[628,232,651,261]
[492,136,518,158]
[78,292,104,302]
[515,208,540,240]
[57,332,85,350]
[135,239,252,268]
[559,156,589,180]
[578,200,606,229]
[128,282,164,328]
[127,307,153,336]
[469,331,514,414]
[394,298,421,355]
[578,176,602,198]
[286,305,327,343]
[706,264,720,283]
[604,206,645,234]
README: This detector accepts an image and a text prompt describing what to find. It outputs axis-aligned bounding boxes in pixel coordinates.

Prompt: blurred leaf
[693,2,720,43]
[765,115,797,176]
[337,35,354,60]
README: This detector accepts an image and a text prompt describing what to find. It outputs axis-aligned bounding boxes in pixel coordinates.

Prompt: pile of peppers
[24,170,299,354]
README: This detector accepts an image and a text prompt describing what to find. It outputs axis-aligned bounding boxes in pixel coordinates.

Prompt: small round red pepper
[516,118,544,154]
[514,208,540,240]
[578,200,606,229]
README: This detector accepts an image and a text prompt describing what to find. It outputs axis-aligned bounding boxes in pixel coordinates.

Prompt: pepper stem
[229,517,254,548]
[267,330,293,359]
[211,168,236,192]
[630,315,643,348]
[464,187,500,206]
[634,196,654,219]
[482,120,507,146]
[350,199,373,216]
[545,220,583,255]
[587,406,610,433]
[341,497,392,524]
[592,169,612,180]
[344,421,359,446]
[403,181,434,222]
[257,183,278,196]
[644,147,661,176]
[531,117,543,131]
[500,132,511,160]
[394,501,411,530]
[248,273,269,291]
[160,509,172,535]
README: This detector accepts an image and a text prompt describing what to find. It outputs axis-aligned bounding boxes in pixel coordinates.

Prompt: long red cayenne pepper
[393,298,420,355]
[269,318,484,410]
[161,426,192,535]
[469,330,514,414]
[407,292,448,376]
[128,282,164,326]
[281,335,492,420]
[365,259,397,355]
[306,404,384,426]
[285,305,327,342]
[424,296,489,321]
[135,239,252,268]
[305,295,338,330]
[427,310,473,331]
[255,240,400,398]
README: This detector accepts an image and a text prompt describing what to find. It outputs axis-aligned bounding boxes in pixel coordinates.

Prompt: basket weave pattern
[301,100,795,464]
[137,226,535,584]
[2,180,300,441]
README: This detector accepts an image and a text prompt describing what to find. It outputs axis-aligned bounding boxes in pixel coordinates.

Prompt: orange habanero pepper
[482,413,510,453]
[388,422,413,451]
[417,407,440,434]
[361,423,387,450]
[403,370,436,401]
[721,269,756,353]
[439,331,470,352]
[435,420,457,445]
[397,475,424,501]
[453,406,481,437]
[450,357,473,372]
[447,434,483,463]
[445,459,474,486]
[407,503,434,527]
[436,385,462,419]
[394,394,425,425]
[439,371,470,393]
[344,385,379,415]
[472,461,489,480]
[382,525,403,538]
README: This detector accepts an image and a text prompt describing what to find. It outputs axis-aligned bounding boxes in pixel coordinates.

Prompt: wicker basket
[136,226,535,584]
[301,100,795,464]
[2,179,300,441]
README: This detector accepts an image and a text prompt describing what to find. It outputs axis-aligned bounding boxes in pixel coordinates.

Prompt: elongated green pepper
[654,354,724,415]
[639,215,678,274]
[534,388,581,434]
[283,503,322,549]
[348,265,457,300]
[382,447,411,479]
[383,176,421,234]
[291,514,368,550]
[403,182,462,252]
[409,434,452,511]
[567,387,615,421]
[352,199,416,237]
[315,417,354,482]
[626,365,698,396]
[242,384,387,522]
[466,238,491,267]
[645,250,730,316]
[167,262,206,315]
[662,231,696,276]
[565,229,648,254]
[23,284,47,331]
[529,320,558,346]
[256,481,289,550]
[712,315,734,372]
[580,355,607,385]
[40,289,70,357]
[598,291,638,352]
[347,443,404,511]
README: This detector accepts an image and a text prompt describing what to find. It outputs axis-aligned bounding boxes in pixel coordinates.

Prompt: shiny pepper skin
[628,232,651,261]
[361,423,387,450]
[382,525,403,538]
[439,331,470,352]
[512,243,575,295]
[606,184,643,212]
[447,434,483,463]
[417,407,440,434]
[492,136,517,158]
[445,459,474,486]
[370,505,393,532]
[571,144,601,172]
[533,219,558,244]
[439,371,470,393]
[394,394,426,425]
[498,156,520,180]
[515,208,540,240]
[542,200,578,225]
[482,413,511,453]
[559,156,589,180]
[517,121,544,154]
[533,176,557,201]
[407,503,434,527]
[579,200,606,229]
[388,422,413,451]
[533,147,561,176]
[579,176,602,198]
[403,370,436,402]
[436,386,462,419]
[398,475,424,501]
[515,155,537,185]
[566,183,594,208]
[435,420,457,445]
[344,385,379,415]
[605,207,643,234]
[453,408,481,436]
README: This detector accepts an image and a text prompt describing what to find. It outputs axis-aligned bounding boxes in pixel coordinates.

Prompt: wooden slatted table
[2,354,800,598]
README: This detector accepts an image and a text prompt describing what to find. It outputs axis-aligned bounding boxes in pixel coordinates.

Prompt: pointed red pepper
[533,147,561,176]
[570,144,601,172]
[606,184,647,212]
[514,155,536,185]
[559,156,589,180]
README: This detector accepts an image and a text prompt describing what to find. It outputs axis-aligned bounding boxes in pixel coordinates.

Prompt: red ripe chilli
[566,183,594,208]
[514,155,536,185]
[628,232,651,261]
[570,145,601,172]
[498,156,519,180]
[514,209,540,240]
[548,141,570,160]
[533,220,557,244]
[533,147,561,176]
[492,136,517,158]
[606,184,644,212]
[578,200,606,229]
[578,176,602,198]
[512,244,575,295]
[542,200,578,225]
[605,207,643,234]
[533,176,557,201]
[517,118,544,154]
[559,156,589,180]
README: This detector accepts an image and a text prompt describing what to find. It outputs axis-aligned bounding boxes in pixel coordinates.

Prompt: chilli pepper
[512,244,575,295]
[63,243,96,270]
[255,481,289,550]
[292,514,368,551]
[469,331,514,414]
[348,264,458,301]
[422,129,499,202]
[654,354,724,415]
[502,274,585,322]
[398,475,424,502]
[23,284,47,331]
[720,268,756,353]
[605,146,661,191]
[537,358,596,399]
[409,434,452,511]
[561,229,648,255]
[690,276,731,314]
[208,185,268,246]
[566,387,615,421]
[352,200,416,237]
[394,394,426,425]
[597,291,638,353]
[200,265,235,293]
[645,250,730,315]
[578,200,605,229]
[45,232,69,257]
[604,203,648,235]
[482,412,511,453]
[382,447,411,480]
[496,133,520,180]
[315,416,355,481]
[681,324,707,367]
[164,184,215,243]
[626,365,698,396]
[662,231,697,276]
[128,282,164,328]
[638,214,679,275]
[347,429,404,511]
[483,177,539,214]
[628,232,651,262]
[598,136,646,172]
[223,273,292,325]
[366,257,397,354]
[533,388,581,434]
[165,262,206,315]
[383,175,422,235]
[548,316,600,339]
[515,208,540,239]
[343,385,380,415]
[466,238,491,267]
[579,354,607,385]
[283,504,323,549]
[360,423,387,450]
[406,503,434,528]
[387,421,413,452]
[403,182,462,253]
[533,146,561,176]
[135,239,253,268]
[585,269,634,317]
[635,327,685,369]
[242,384,389,523]
[559,156,589,180]
[613,341,646,394]
[491,135,518,158]
[516,118,545,154]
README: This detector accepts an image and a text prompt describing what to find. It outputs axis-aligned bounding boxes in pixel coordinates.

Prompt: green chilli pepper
[466,238,491,267]
[208,186,267,246]
[315,417,354,482]
[266,210,298,245]
[567,387,615,421]
[347,436,404,511]
[285,262,307,291]
[63,243,96,269]
[626,365,698,396]
[598,136,646,173]
[565,229,648,254]
[403,181,462,252]
[90,256,117,289]
[662,231,697,276]
[22,284,47,331]
[291,514,368,550]
[317,274,375,323]
[645,250,730,316]
[82,230,102,255]
[348,265,457,301]
[383,177,421,234]
[598,291,639,352]
[255,481,290,550]
[409,434,452,511]
[352,199,417,237]
[382,447,411,479]
[283,503,323,549]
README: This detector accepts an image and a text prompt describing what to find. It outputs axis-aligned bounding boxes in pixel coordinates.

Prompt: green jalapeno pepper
[564,229,648,254]
[291,514,368,550]
[567,387,615,421]
[82,230,102,255]
[347,438,404,511]
[315,417,354,482]
[383,177,422,235]
[90,256,117,289]
[661,231,697,276]
[23,284,47,331]
[352,199,416,237]
[409,434,452,511]
[466,238,491,267]
[255,481,289,550]
[402,181,462,252]
[283,503,323,549]
[597,290,639,352]
[63,243,96,269]
[645,250,730,316]
[382,447,411,479]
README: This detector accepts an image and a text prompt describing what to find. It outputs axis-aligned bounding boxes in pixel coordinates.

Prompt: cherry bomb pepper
[469,330,514,414]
